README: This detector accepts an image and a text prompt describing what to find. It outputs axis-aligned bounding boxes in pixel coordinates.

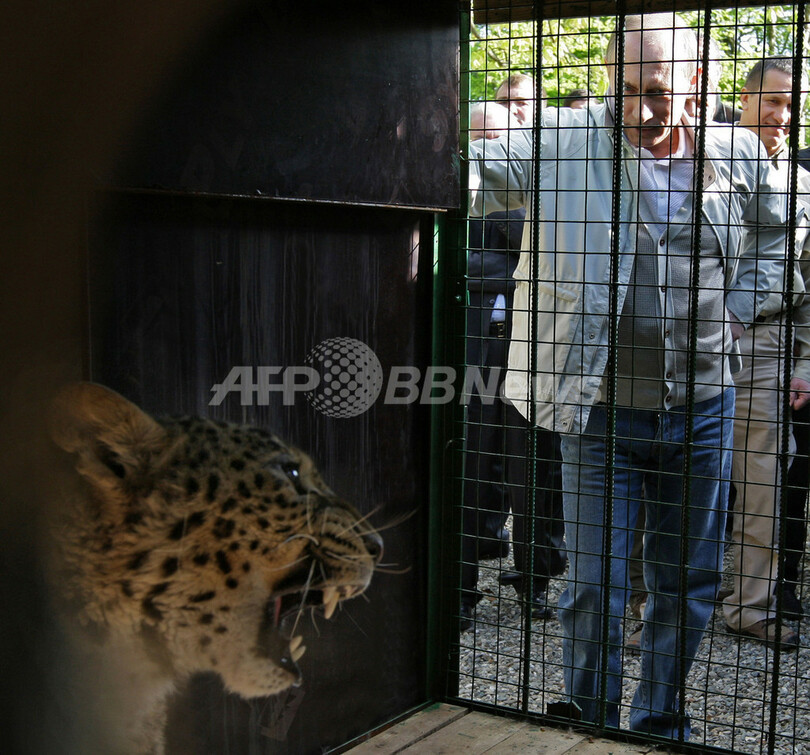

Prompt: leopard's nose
[363,531,383,563]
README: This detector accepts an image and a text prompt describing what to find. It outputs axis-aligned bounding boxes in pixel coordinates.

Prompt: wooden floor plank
[564,739,655,754]
[399,711,529,754]
[483,723,587,753]
[345,703,469,753]
[347,705,664,755]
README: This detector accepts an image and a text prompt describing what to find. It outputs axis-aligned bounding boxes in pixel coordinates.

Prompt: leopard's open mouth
[258,564,367,683]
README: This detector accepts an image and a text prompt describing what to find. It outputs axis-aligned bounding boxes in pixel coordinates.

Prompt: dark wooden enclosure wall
[88,1,459,752]
[114,2,459,208]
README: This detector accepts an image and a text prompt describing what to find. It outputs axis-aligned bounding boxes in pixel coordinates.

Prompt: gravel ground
[457,531,810,754]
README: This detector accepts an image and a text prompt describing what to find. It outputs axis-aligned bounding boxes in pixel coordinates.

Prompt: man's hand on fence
[789,376,810,410]
[728,311,744,342]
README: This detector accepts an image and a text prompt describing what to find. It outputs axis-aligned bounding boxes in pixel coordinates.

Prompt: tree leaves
[468,5,807,118]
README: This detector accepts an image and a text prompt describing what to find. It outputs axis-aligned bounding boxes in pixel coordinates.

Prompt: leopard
[47,382,382,753]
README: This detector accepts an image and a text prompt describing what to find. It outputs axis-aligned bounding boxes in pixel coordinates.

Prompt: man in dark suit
[783,145,810,618]
[460,102,566,630]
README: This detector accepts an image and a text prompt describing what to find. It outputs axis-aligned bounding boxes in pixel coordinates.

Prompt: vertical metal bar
[431,6,471,702]
[519,1,541,716]
[428,212,457,699]
[669,11,713,743]
[770,4,806,748]
[599,4,626,731]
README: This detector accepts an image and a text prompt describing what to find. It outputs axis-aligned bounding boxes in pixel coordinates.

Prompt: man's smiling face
[739,68,793,157]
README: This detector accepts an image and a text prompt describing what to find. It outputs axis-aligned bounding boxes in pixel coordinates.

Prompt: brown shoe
[726,619,799,651]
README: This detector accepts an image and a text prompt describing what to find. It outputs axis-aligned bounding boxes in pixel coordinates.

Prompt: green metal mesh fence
[443,4,810,753]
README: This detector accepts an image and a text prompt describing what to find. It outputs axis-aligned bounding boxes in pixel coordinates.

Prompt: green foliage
[539,17,615,103]
[467,21,537,101]
[708,6,805,98]
[468,6,807,117]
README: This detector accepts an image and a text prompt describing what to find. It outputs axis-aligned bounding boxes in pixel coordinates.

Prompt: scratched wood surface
[345,703,673,754]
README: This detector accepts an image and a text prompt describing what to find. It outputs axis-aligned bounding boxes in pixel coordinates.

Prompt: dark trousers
[786,403,810,588]
[462,315,510,541]
[461,398,567,605]
[460,301,511,605]
[460,290,566,606]
[504,403,567,588]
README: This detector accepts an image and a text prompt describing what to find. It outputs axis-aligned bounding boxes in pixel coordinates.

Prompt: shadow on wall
[1,1,456,751]
[0,4,243,751]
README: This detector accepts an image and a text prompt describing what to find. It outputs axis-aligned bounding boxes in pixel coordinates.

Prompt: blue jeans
[557,387,734,740]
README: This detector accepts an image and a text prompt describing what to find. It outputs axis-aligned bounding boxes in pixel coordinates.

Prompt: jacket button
[659,238,666,246]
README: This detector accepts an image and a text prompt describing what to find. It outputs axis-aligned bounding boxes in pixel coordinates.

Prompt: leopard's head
[50,382,382,698]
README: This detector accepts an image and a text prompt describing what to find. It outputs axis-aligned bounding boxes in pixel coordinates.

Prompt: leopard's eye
[281,461,300,482]
[269,457,306,494]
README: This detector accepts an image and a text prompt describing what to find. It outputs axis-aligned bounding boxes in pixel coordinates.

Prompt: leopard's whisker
[333,513,378,540]
[342,504,383,531]
[322,550,367,563]
[333,505,414,540]
[372,508,418,533]
[341,607,370,639]
[319,550,407,574]
[289,560,318,637]
[305,496,315,536]
[372,564,411,575]
[263,554,311,573]
[308,606,322,637]
[283,533,320,547]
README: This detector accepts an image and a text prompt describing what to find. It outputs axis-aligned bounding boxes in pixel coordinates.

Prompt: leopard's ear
[51,383,169,490]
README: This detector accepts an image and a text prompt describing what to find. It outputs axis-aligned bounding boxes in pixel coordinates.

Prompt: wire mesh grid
[446,3,810,753]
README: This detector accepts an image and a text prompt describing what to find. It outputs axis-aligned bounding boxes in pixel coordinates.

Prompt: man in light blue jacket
[469,13,787,741]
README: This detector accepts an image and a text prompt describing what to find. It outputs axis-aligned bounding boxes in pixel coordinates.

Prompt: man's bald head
[606,14,698,83]
[469,102,518,141]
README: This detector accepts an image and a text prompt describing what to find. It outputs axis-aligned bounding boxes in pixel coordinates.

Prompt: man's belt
[489,320,506,338]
